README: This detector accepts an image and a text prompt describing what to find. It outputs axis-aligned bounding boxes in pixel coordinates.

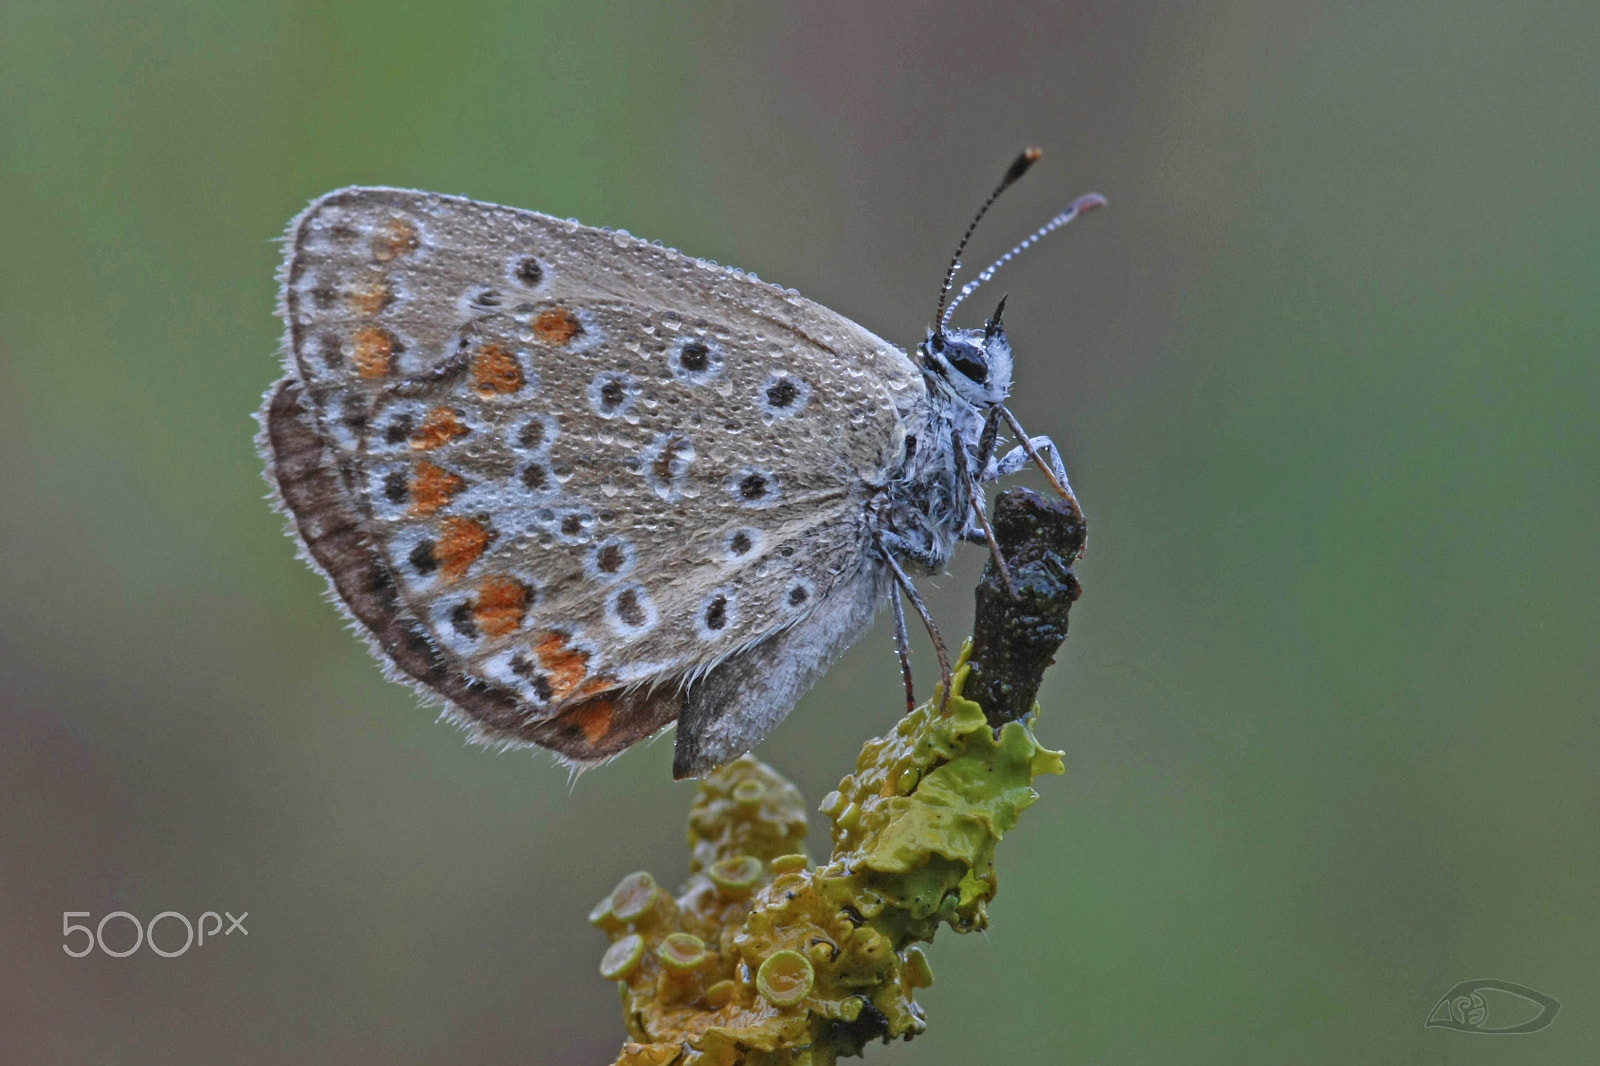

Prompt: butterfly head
[920,297,1013,407]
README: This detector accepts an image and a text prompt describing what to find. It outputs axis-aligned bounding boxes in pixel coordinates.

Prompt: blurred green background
[3,1,1596,1062]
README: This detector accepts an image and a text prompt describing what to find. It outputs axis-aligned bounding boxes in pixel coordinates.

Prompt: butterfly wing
[262,187,921,767]
[672,557,891,777]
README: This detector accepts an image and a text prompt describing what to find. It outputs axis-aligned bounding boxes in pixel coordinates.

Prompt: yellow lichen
[593,646,1064,1065]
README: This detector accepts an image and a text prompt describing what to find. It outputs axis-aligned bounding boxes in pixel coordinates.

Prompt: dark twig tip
[966,487,1086,726]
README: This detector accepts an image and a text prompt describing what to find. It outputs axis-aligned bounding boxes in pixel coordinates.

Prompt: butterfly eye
[946,347,988,383]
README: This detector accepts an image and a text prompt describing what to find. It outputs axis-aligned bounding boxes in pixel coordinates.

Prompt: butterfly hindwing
[672,556,891,779]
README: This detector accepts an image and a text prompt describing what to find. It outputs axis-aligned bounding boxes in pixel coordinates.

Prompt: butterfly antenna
[932,147,1043,336]
[941,191,1106,329]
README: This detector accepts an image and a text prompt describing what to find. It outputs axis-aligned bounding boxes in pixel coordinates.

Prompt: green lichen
[594,646,1064,1066]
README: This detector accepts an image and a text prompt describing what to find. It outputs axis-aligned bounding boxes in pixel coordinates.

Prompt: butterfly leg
[958,407,1003,543]
[995,405,1076,500]
[890,589,916,716]
[950,425,1017,598]
[876,536,953,711]
[973,406,1004,476]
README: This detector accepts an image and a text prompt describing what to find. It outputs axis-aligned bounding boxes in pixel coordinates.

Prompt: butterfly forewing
[268,187,920,757]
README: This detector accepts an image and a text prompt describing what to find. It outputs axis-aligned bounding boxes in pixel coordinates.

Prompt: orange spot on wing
[351,327,394,378]
[471,343,524,396]
[473,576,530,638]
[535,630,591,701]
[410,406,469,449]
[408,460,464,516]
[345,276,393,316]
[531,308,583,345]
[435,517,490,580]
[567,699,616,745]
[371,217,419,261]
[574,674,618,700]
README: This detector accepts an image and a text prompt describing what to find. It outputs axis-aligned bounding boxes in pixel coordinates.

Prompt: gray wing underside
[673,556,891,778]
[263,186,920,770]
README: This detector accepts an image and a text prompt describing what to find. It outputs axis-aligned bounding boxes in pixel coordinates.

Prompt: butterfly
[258,149,1101,778]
